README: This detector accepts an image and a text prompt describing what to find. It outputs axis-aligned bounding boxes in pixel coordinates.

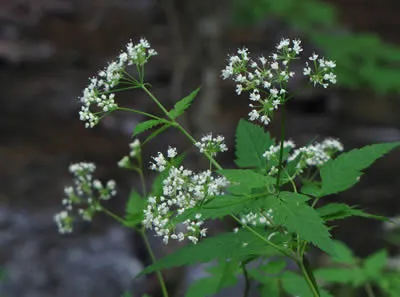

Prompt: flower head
[55,162,117,234]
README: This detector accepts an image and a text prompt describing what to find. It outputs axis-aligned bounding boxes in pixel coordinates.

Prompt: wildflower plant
[55,38,400,297]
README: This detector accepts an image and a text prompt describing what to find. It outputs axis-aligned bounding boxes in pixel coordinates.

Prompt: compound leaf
[320,142,400,196]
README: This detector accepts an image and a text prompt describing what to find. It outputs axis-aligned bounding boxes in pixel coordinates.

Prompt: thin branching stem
[297,258,320,297]
[102,208,169,297]
[241,262,251,297]
[139,227,170,297]
[365,283,376,297]
[275,107,286,192]
[116,107,164,121]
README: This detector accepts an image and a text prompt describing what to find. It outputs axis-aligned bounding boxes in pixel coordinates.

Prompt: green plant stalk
[139,227,170,297]
[275,107,286,192]
[297,258,321,297]
[117,107,164,121]
[365,282,376,297]
[102,208,169,297]
[241,262,251,297]
[141,85,223,171]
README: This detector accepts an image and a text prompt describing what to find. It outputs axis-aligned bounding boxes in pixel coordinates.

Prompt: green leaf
[143,124,171,145]
[329,241,356,265]
[259,278,280,297]
[219,169,275,194]
[378,271,400,297]
[320,142,400,196]
[272,196,333,253]
[235,119,274,168]
[133,119,166,136]
[363,249,387,280]
[301,183,322,198]
[168,88,200,119]
[140,229,277,275]
[315,267,366,286]
[317,203,388,222]
[186,260,238,297]
[281,271,334,297]
[261,258,287,275]
[175,192,276,223]
[124,190,145,228]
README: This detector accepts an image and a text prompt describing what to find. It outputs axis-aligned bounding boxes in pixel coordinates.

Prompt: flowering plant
[55,38,400,297]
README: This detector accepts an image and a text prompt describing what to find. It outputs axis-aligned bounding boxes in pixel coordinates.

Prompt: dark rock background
[0,0,399,296]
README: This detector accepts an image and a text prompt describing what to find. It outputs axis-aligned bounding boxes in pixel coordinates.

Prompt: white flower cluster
[221,39,303,125]
[303,53,336,88]
[222,38,337,125]
[143,148,229,244]
[79,38,158,128]
[195,133,228,157]
[289,138,343,169]
[262,138,343,175]
[118,139,141,168]
[54,162,117,234]
[263,140,296,159]
[240,209,274,227]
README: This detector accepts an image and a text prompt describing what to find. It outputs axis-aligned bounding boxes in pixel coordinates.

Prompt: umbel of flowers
[221,39,336,126]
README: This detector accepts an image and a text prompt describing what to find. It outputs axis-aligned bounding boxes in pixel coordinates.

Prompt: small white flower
[167,147,178,158]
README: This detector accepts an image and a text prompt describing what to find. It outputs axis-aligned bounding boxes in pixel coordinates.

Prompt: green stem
[137,155,148,197]
[102,207,126,225]
[142,84,223,170]
[116,107,164,121]
[99,85,139,94]
[139,228,169,297]
[102,207,169,297]
[142,85,171,119]
[241,262,251,297]
[275,107,286,192]
[297,259,320,297]
[175,124,223,170]
[365,283,376,297]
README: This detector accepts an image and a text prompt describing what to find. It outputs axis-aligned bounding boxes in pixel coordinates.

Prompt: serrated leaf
[329,241,356,265]
[363,249,387,279]
[124,190,144,228]
[271,197,333,253]
[140,229,277,275]
[317,203,389,222]
[168,88,200,119]
[235,120,274,168]
[175,193,276,223]
[133,119,166,136]
[143,123,170,145]
[320,142,400,196]
[186,261,238,297]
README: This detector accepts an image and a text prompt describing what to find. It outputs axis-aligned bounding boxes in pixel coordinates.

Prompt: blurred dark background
[0,0,399,296]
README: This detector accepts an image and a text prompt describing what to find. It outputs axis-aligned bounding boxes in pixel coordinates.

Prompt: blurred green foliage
[232,0,400,93]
